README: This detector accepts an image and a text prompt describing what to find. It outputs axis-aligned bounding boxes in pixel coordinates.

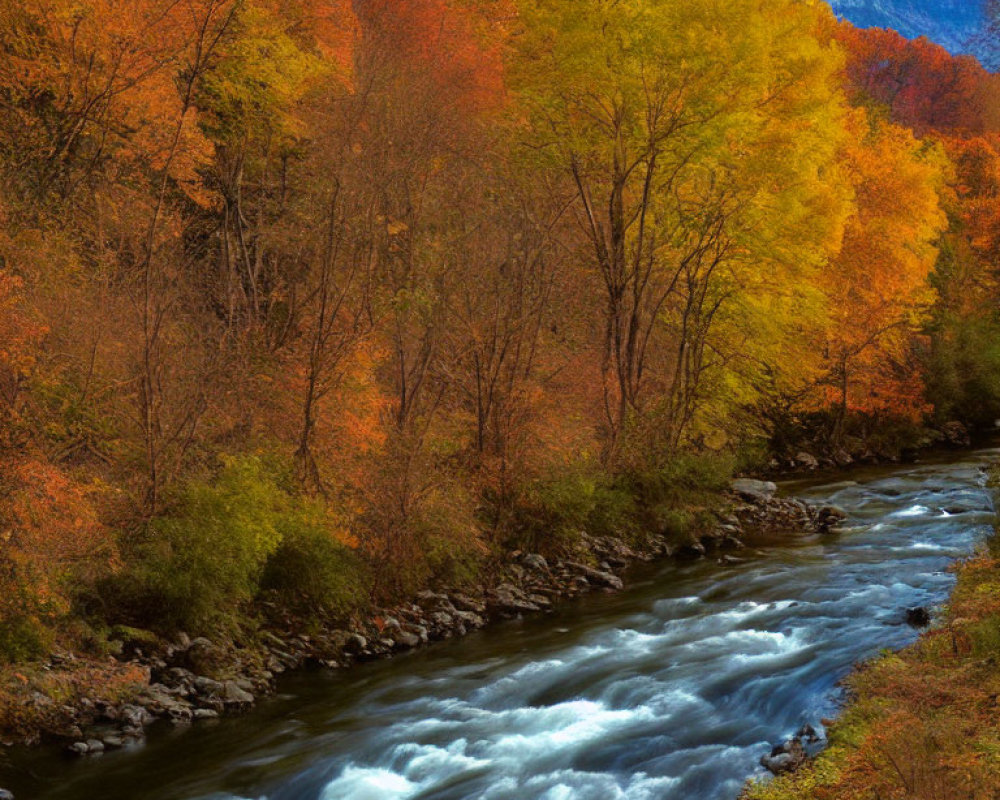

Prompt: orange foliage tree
[817,109,947,431]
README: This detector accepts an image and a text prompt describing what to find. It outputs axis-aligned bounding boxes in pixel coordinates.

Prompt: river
[3,448,998,800]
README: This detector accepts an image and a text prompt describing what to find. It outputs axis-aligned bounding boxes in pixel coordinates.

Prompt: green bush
[510,471,598,554]
[111,455,288,633]
[587,481,641,541]
[0,613,51,664]
[501,453,732,553]
[260,505,369,617]
[926,313,1000,429]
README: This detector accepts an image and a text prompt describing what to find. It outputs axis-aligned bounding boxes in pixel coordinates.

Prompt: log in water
[3,449,998,800]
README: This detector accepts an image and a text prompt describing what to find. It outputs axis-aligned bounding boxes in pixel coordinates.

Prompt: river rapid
[3,448,998,800]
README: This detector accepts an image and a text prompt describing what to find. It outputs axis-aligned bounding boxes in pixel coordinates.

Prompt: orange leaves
[358,0,505,119]
[0,271,44,387]
[273,0,357,74]
[813,108,946,420]
[835,23,993,137]
[0,455,117,629]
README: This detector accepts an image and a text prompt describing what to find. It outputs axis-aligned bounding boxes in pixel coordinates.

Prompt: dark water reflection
[3,449,997,800]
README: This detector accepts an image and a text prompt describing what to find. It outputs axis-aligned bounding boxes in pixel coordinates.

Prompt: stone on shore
[731,479,778,502]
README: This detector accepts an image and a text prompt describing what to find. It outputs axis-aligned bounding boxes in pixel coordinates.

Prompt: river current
[4,448,998,800]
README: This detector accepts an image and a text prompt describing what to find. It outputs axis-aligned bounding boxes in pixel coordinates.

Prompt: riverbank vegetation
[745,503,1000,799]
[1,0,999,671]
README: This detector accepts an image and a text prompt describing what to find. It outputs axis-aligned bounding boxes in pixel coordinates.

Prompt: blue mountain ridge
[829,0,987,56]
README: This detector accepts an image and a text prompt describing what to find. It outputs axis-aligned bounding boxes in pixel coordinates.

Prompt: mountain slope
[829,0,985,55]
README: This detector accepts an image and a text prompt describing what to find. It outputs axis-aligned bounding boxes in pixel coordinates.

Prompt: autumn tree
[510,0,849,461]
[816,109,947,434]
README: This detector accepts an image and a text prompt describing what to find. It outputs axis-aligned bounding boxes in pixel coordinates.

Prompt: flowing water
[3,448,998,800]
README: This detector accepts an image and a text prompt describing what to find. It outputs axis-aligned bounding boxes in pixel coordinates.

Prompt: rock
[429,611,455,630]
[193,676,224,696]
[378,616,402,635]
[906,606,931,627]
[832,448,853,467]
[760,737,807,775]
[453,610,486,628]
[185,637,227,676]
[62,724,84,740]
[522,553,549,572]
[797,723,821,744]
[451,594,487,614]
[120,704,154,729]
[490,584,541,616]
[392,630,421,649]
[344,633,368,654]
[564,561,624,591]
[67,741,90,756]
[415,590,449,606]
[221,681,255,709]
[941,421,971,448]
[404,624,429,644]
[677,541,707,559]
[731,479,778,502]
[816,505,848,533]
[796,451,820,469]
[102,735,124,749]
[85,739,105,754]
[193,708,220,721]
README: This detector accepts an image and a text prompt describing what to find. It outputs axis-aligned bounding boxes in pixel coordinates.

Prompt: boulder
[404,624,429,644]
[119,702,153,728]
[795,452,820,469]
[816,506,848,533]
[731,479,778,503]
[906,606,931,627]
[392,630,421,650]
[522,553,549,572]
[760,737,807,775]
[564,561,624,590]
[451,594,487,614]
[941,421,971,448]
[490,584,541,616]
[453,610,486,628]
[221,681,254,710]
[184,637,227,676]
[192,676,224,696]
[797,723,821,744]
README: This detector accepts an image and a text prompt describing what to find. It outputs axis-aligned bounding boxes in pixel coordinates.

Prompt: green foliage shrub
[0,612,51,664]
[260,504,369,617]
[108,455,369,634]
[113,455,285,633]
[503,452,731,553]
[508,470,599,555]
[926,313,1000,429]
[408,482,486,590]
[618,452,732,542]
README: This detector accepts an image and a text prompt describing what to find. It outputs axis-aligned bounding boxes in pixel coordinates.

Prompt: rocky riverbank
[763,420,975,476]
[0,481,845,779]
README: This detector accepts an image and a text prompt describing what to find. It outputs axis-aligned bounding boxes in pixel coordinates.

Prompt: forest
[1,0,999,666]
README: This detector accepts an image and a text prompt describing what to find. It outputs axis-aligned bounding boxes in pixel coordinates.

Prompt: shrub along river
[3,448,998,800]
